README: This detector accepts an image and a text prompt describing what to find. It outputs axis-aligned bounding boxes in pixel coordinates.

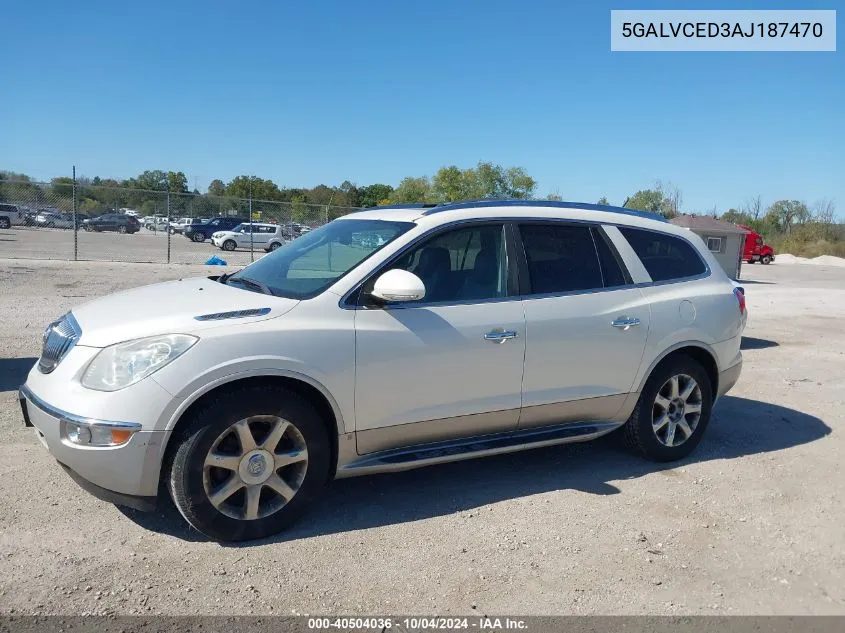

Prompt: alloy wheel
[202,416,308,521]
[652,374,702,447]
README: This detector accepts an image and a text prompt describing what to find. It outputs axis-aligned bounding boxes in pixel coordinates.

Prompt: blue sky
[2,0,842,213]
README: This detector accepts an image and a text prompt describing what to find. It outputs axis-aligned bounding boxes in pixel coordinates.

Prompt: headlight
[82,334,198,391]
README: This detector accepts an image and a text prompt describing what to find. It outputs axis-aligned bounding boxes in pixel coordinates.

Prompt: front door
[354,223,526,454]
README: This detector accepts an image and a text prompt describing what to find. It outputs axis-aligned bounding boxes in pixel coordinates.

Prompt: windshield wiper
[225,276,275,296]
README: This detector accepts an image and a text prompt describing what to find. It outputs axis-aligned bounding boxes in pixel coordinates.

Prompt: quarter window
[519,224,604,294]
[619,227,707,282]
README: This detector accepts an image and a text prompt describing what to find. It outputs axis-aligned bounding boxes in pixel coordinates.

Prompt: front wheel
[222,240,237,251]
[167,385,330,541]
[191,232,205,242]
[0,218,10,229]
[622,355,713,462]
[761,254,772,265]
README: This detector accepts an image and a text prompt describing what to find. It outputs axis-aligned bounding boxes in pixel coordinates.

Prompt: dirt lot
[0,259,843,616]
[0,225,263,266]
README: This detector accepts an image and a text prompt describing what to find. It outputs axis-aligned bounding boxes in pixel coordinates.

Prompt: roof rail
[420,199,668,222]
[356,203,439,212]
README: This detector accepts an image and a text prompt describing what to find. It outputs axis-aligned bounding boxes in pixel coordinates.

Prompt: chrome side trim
[194,307,271,321]
[356,408,517,455]
[19,385,142,430]
[336,420,624,478]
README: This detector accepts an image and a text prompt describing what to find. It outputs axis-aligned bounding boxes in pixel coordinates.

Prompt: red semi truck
[737,224,775,265]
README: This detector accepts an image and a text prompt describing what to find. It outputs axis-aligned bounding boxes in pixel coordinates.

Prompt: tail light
[733,287,746,314]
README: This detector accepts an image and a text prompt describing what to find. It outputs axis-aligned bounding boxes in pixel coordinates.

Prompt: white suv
[19,200,745,541]
[211,222,281,251]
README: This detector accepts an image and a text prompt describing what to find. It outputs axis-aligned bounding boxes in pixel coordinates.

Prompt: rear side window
[519,224,603,294]
[619,227,707,282]
[591,227,630,287]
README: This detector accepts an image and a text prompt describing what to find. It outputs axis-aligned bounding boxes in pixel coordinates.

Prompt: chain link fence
[0,179,360,265]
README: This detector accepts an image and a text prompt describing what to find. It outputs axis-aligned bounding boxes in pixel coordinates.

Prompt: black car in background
[183,216,247,242]
[83,213,141,234]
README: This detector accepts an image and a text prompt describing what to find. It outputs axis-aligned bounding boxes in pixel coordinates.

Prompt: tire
[222,240,237,251]
[166,385,330,541]
[192,232,205,243]
[761,254,772,265]
[118,225,127,234]
[47,222,55,228]
[622,354,713,462]
[269,241,281,251]
[0,217,10,229]
[170,228,177,235]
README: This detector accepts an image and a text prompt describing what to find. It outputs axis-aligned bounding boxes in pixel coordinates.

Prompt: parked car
[142,215,166,229]
[0,203,25,228]
[83,213,141,234]
[19,200,746,542]
[184,216,248,242]
[736,224,775,265]
[211,223,284,251]
[168,217,194,234]
[145,216,169,231]
[35,211,74,229]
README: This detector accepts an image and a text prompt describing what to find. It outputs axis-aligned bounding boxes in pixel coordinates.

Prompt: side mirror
[370,269,426,303]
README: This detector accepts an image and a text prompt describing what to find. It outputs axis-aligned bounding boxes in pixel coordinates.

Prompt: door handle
[484,330,519,343]
[611,317,641,330]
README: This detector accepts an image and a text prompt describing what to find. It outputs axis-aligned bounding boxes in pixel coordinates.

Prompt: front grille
[38,313,81,374]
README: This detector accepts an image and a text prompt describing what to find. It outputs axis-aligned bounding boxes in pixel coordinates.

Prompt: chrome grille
[38,313,81,374]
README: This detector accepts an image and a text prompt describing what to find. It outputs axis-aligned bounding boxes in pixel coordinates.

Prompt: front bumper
[19,383,166,508]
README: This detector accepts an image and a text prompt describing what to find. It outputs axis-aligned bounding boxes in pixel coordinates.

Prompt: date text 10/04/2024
[307,617,529,630]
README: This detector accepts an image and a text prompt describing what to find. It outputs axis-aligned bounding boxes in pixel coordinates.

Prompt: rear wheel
[0,218,10,229]
[761,254,772,265]
[622,355,712,462]
[222,240,237,251]
[118,225,127,234]
[269,241,281,251]
[167,385,330,541]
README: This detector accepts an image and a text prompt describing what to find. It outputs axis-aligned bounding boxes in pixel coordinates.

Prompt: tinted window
[619,227,707,282]
[592,227,630,287]
[519,224,603,294]
[390,224,508,303]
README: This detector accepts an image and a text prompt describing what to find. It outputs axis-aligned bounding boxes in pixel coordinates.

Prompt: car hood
[71,277,298,347]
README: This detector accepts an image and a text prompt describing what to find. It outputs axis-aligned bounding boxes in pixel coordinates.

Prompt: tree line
[1,168,839,256]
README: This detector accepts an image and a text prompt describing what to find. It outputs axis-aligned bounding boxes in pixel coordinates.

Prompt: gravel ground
[0,258,843,616]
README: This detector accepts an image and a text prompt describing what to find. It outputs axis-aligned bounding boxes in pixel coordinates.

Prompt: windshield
[227,218,414,299]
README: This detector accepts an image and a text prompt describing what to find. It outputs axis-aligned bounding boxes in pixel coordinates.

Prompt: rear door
[516,222,651,428]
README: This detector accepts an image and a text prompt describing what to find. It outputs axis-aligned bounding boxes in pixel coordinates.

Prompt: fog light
[67,423,92,445]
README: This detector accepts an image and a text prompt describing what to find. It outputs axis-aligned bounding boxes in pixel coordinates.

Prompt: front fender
[154,358,348,436]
